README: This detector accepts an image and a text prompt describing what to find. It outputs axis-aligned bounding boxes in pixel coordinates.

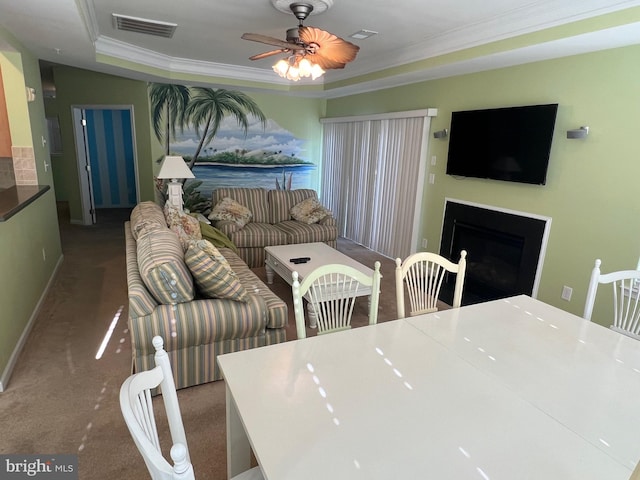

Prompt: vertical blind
[321,110,433,259]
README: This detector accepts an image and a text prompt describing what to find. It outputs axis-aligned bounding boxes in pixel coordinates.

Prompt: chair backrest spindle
[120,336,264,480]
[395,250,467,318]
[120,336,194,480]
[583,259,640,340]
[292,262,382,339]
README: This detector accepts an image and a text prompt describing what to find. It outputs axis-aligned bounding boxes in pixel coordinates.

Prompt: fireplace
[439,199,551,305]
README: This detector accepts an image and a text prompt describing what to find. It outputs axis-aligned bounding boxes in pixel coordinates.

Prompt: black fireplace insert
[439,201,547,305]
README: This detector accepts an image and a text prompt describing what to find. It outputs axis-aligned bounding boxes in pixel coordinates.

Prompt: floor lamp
[157,155,195,212]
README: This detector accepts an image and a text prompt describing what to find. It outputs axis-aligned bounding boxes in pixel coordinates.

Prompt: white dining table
[217,295,640,480]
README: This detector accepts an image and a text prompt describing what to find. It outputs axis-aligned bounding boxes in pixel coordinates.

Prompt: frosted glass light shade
[273,59,289,76]
[298,58,312,76]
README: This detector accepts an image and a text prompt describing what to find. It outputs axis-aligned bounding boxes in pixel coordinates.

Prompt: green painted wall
[49,66,157,223]
[44,96,68,201]
[49,69,326,221]
[0,27,62,387]
[325,44,640,325]
[247,91,326,189]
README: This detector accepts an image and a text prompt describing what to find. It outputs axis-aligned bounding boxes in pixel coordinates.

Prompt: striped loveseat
[124,201,288,390]
[210,188,337,268]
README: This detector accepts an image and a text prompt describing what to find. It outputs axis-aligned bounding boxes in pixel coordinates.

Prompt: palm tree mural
[185,87,267,169]
[149,83,191,155]
[148,84,270,211]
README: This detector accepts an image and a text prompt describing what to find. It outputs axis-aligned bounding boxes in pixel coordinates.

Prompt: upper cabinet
[0,66,12,157]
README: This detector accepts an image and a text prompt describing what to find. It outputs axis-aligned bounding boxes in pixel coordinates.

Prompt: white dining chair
[583,259,640,340]
[292,262,382,339]
[395,250,467,318]
[119,335,263,480]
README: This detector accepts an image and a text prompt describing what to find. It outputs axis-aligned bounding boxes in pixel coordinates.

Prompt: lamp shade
[157,155,195,180]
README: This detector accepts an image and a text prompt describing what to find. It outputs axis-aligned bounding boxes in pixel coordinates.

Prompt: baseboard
[0,253,64,392]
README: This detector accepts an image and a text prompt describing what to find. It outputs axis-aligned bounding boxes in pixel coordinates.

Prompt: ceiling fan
[241,2,360,71]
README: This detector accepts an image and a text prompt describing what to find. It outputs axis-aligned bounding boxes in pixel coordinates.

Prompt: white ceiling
[1,0,640,96]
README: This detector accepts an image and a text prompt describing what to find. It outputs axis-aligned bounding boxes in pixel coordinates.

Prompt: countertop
[0,184,50,221]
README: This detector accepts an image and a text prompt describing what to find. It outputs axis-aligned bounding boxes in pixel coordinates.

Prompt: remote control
[290,257,311,264]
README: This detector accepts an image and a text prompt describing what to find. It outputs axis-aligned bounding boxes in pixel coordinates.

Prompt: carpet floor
[0,203,402,479]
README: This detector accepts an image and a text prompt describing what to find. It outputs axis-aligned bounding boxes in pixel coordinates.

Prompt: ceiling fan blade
[249,49,290,61]
[299,26,360,68]
[242,33,305,51]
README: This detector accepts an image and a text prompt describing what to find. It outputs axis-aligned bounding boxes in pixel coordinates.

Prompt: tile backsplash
[12,146,37,186]
[0,156,15,188]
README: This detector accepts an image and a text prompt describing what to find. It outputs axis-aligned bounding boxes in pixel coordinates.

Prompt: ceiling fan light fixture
[272,55,325,81]
[246,0,353,81]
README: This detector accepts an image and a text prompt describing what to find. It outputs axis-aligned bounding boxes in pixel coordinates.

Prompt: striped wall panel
[85,108,136,208]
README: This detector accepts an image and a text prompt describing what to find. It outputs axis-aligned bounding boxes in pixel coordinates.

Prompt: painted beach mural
[150,84,316,212]
[171,117,316,201]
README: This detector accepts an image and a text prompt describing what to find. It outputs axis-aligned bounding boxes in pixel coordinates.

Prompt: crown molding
[94,36,290,85]
[92,35,340,91]
[76,0,99,43]
[91,10,640,98]
[323,21,640,98]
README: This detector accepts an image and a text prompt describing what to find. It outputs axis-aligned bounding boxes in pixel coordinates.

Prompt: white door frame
[71,104,140,225]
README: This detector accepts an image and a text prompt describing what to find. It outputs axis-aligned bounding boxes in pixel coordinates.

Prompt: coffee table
[264,242,374,328]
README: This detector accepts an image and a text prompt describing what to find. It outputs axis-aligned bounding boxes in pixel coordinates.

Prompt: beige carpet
[0,203,402,479]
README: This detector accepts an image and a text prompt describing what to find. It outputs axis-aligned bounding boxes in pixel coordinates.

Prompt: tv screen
[445,103,558,185]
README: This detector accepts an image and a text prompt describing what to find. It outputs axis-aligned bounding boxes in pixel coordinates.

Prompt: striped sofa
[210,188,337,268]
[124,202,288,390]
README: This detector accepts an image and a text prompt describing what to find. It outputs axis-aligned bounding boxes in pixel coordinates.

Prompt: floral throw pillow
[184,240,249,302]
[164,201,202,251]
[208,197,253,227]
[290,197,332,224]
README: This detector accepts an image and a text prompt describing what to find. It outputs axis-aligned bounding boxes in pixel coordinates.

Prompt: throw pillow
[137,229,195,305]
[199,221,239,253]
[164,201,202,250]
[208,197,252,227]
[185,240,249,302]
[130,201,166,240]
[290,197,332,224]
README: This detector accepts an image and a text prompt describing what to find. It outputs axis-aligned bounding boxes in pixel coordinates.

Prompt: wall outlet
[431,155,437,166]
[561,285,572,301]
[428,173,435,184]
[421,238,428,249]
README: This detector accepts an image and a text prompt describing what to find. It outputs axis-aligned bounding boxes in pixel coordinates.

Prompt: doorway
[72,106,138,225]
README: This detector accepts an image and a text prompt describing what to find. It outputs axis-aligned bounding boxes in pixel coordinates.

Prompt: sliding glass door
[321,110,434,259]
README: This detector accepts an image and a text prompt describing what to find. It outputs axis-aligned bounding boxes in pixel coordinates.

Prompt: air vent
[112,13,177,38]
[349,29,377,40]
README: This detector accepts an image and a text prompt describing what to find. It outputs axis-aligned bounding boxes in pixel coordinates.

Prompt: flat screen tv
[445,103,558,185]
